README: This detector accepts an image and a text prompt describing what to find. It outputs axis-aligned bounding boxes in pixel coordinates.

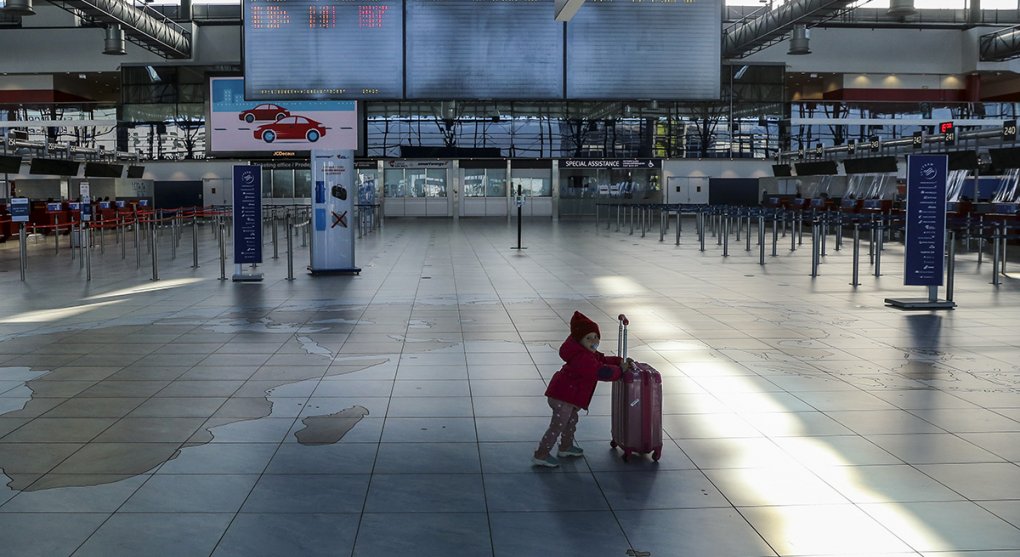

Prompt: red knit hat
[570,311,600,341]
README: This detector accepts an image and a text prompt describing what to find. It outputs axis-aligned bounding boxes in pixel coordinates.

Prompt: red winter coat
[544,337,624,410]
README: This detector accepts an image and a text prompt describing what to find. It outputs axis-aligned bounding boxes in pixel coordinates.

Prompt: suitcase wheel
[652,448,662,462]
[622,449,632,462]
[610,440,618,449]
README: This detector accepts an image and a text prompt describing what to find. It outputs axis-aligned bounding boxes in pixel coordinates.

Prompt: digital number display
[244,0,403,100]
[566,0,720,99]
[405,0,563,99]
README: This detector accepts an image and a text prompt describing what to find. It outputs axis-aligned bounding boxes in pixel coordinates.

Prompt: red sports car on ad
[253,116,328,143]
[239,104,290,123]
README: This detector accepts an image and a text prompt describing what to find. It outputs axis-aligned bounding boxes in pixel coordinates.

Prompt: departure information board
[566,1,720,100]
[244,0,403,100]
[405,0,563,99]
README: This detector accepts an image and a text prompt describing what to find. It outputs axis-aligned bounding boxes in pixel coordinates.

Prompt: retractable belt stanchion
[170,214,177,261]
[192,212,200,269]
[135,218,142,269]
[218,220,227,281]
[286,212,295,281]
[820,215,828,256]
[790,212,797,252]
[150,218,159,281]
[698,211,706,252]
[272,210,280,260]
[771,213,779,257]
[675,209,681,245]
[810,220,820,278]
[874,217,884,277]
[797,211,804,246]
[98,222,104,255]
[746,213,752,252]
[629,206,634,235]
[640,206,646,238]
[78,222,84,268]
[120,216,127,260]
[84,222,92,282]
[758,215,766,265]
[835,213,843,251]
[851,223,861,287]
[53,216,59,254]
[947,229,956,302]
[992,225,1002,286]
[716,211,723,246]
[1000,222,1008,276]
[19,223,26,282]
[722,214,730,257]
[659,208,665,242]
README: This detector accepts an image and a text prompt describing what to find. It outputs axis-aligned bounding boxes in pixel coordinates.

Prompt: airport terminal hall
[3,0,1020,555]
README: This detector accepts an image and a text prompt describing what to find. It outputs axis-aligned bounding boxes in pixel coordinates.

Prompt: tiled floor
[0,215,1018,557]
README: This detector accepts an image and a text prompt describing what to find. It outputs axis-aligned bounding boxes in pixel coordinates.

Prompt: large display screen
[405,0,563,99]
[210,77,357,154]
[243,0,721,100]
[566,1,720,100]
[244,0,403,100]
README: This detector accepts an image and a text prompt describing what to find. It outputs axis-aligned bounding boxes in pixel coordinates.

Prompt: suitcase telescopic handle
[617,314,628,359]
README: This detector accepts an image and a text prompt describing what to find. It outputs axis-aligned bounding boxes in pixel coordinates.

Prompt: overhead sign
[384,160,450,169]
[940,121,956,146]
[232,165,263,266]
[208,77,357,155]
[560,159,661,169]
[1004,119,1017,141]
[310,150,359,274]
[904,155,947,286]
[10,198,29,222]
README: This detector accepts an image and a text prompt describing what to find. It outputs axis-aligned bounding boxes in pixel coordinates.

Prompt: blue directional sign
[232,165,263,265]
[904,155,948,286]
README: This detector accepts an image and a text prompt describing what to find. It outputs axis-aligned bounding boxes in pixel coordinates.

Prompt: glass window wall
[384,168,448,198]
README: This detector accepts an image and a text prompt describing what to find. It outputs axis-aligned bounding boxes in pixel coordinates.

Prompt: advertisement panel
[309,150,359,274]
[904,155,948,286]
[209,77,357,155]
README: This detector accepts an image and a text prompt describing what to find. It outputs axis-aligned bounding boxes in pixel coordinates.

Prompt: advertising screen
[566,1,720,99]
[404,0,563,99]
[243,0,403,100]
[209,77,357,154]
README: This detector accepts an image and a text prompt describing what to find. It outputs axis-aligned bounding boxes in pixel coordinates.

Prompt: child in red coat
[533,311,631,468]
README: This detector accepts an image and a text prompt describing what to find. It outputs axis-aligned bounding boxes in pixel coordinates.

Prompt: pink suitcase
[610,314,663,462]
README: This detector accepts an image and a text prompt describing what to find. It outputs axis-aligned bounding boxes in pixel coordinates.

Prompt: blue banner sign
[233,165,263,264]
[46,203,62,212]
[904,155,948,286]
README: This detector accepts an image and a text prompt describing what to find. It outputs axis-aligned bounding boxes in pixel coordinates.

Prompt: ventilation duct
[103,23,127,55]
[2,0,36,16]
[887,0,917,17]
[788,25,811,55]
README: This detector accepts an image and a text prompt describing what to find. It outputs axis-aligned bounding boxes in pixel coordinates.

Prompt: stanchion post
[874,218,884,277]
[286,213,295,281]
[851,223,861,287]
[992,224,1002,286]
[19,223,26,282]
[698,212,706,252]
[771,214,779,257]
[272,210,279,259]
[835,214,843,252]
[53,215,59,254]
[946,229,956,302]
[722,215,730,257]
[758,216,766,265]
[135,218,142,269]
[810,221,820,277]
[192,212,200,269]
[150,219,159,281]
[675,209,681,245]
[85,222,92,282]
[218,221,227,281]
